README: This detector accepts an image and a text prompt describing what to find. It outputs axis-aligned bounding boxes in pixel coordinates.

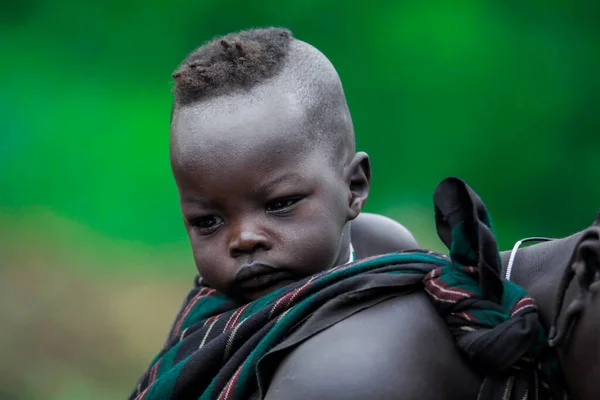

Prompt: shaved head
[168,29,372,300]
[170,28,355,165]
[282,39,355,161]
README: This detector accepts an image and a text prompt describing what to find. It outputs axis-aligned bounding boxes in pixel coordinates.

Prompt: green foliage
[1,1,599,398]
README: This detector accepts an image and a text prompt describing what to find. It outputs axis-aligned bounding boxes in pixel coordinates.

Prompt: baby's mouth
[234,263,296,294]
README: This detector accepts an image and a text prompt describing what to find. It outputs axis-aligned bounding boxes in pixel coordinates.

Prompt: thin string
[505,237,556,281]
[347,242,355,264]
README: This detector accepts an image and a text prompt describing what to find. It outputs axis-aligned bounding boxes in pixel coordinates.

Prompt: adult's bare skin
[509,229,600,400]
[501,229,600,400]
[264,292,481,400]
[265,227,600,399]
[562,280,600,399]
[350,212,418,257]
[264,215,482,400]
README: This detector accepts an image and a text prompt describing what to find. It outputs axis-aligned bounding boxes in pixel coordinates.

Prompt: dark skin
[170,84,417,303]
[266,228,600,399]
[170,73,598,397]
[264,292,482,400]
[502,231,600,400]
[562,280,600,399]
[169,71,598,396]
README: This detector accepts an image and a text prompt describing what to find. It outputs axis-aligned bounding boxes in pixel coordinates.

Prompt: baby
[130,27,561,400]
[170,27,417,302]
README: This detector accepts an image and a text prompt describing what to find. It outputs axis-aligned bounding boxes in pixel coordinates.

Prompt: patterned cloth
[129,177,567,400]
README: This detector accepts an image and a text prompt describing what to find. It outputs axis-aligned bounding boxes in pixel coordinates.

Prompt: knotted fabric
[130,177,567,400]
[426,177,566,399]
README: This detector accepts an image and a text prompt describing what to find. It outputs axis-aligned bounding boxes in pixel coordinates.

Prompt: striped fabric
[129,178,567,400]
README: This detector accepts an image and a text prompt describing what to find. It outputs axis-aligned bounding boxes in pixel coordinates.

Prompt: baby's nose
[229,230,271,257]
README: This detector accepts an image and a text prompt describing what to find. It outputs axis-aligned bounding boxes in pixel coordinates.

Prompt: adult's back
[264,291,481,400]
[265,181,599,399]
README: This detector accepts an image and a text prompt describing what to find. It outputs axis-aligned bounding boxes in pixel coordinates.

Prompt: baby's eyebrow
[259,173,304,193]
[181,196,212,206]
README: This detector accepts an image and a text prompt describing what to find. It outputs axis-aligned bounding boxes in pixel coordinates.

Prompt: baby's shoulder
[350,212,419,258]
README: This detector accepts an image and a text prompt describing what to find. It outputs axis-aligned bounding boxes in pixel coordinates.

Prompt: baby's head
[170,28,370,301]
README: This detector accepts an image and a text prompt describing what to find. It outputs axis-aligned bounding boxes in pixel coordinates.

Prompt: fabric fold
[129,177,567,400]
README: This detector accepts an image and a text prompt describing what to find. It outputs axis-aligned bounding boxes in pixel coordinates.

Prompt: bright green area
[1,1,599,399]
[3,1,600,252]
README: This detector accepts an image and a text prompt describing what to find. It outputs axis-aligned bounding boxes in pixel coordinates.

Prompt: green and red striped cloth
[129,178,567,400]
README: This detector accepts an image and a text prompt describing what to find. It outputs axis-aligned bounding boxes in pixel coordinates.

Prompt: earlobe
[345,152,371,220]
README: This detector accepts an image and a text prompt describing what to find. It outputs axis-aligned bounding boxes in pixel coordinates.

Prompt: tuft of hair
[172,27,293,106]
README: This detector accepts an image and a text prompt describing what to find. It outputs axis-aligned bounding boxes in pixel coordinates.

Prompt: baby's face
[170,91,352,301]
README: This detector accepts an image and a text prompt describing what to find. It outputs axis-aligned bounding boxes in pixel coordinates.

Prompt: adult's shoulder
[263,292,480,400]
[351,212,419,257]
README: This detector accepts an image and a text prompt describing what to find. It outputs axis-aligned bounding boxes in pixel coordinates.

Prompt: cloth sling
[129,177,567,400]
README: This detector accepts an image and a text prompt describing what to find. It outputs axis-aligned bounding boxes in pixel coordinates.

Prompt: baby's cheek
[293,208,340,240]
[191,243,231,289]
[291,218,343,268]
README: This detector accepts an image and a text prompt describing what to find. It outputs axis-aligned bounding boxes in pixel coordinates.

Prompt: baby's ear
[344,152,371,220]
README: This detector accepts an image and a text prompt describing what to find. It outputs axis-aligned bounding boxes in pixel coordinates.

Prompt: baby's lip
[234,262,296,292]
[234,262,278,282]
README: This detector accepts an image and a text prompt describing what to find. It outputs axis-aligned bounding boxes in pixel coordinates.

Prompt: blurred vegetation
[1,1,599,398]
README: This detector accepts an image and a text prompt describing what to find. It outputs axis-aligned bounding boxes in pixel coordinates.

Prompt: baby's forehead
[171,119,330,194]
[171,94,318,159]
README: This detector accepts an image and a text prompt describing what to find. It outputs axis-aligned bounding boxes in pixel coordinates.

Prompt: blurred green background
[1,1,599,399]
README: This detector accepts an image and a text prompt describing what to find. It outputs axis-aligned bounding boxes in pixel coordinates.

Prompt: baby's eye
[265,197,302,213]
[190,215,224,232]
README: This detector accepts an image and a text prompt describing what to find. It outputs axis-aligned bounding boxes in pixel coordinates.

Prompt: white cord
[505,237,556,281]
[347,242,355,264]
